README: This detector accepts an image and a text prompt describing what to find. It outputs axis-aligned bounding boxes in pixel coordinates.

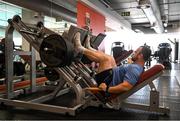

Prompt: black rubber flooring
[0,76,180,120]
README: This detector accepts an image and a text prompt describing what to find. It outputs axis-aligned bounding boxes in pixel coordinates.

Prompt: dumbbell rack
[0,15,99,116]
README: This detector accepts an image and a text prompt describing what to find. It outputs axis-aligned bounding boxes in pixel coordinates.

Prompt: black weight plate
[40,34,73,67]
[65,40,74,66]
[44,67,59,81]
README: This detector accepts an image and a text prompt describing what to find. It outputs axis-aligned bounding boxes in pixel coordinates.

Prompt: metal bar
[11,20,40,51]
[30,46,36,92]
[0,98,82,116]
[64,66,76,78]
[78,61,93,74]
[148,81,157,91]
[20,29,39,36]
[55,68,84,104]
[150,90,159,109]
[72,63,97,87]
[60,68,74,84]
[14,51,32,55]
[29,88,70,103]
[122,102,170,114]
[5,24,14,99]
[51,78,67,97]
[68,65,91,87]
[64,66,91,88]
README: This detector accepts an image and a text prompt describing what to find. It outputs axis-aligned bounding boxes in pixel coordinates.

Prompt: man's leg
[73,32,117,73]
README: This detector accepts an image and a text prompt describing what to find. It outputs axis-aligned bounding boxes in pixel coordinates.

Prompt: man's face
[131,47,143,62]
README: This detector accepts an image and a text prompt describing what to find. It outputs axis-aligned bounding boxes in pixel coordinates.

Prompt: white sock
[84,35,97,51]
[73,32,85,53]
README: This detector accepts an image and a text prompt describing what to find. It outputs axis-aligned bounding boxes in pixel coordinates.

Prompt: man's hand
[84,87,103,94]
[99,83,107,92]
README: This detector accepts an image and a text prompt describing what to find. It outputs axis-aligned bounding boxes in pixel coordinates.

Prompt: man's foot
[84,35,97,51]
[73,32,85,54]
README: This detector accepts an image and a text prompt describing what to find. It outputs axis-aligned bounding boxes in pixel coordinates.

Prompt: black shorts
[95,69,113,86]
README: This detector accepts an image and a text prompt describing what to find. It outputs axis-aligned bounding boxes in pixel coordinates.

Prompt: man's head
[131,46,151,62]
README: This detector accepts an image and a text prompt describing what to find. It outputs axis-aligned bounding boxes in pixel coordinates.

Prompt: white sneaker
[73,32,85,54]
[84,35,96,51]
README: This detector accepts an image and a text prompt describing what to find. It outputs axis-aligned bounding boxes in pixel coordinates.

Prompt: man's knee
[101,55,114,63]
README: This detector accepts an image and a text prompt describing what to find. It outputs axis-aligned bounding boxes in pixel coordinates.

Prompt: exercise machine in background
[154,43,172,69]
[0,38,26,83]
[111,42,133,65]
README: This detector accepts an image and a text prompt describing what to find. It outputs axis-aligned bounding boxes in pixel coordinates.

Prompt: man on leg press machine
[71,32,151,95]
[68,31,169,115]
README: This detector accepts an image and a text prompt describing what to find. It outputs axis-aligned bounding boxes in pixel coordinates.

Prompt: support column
[21,9,44,61]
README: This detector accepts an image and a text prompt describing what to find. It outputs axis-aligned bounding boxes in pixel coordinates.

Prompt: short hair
[141,46,151,61]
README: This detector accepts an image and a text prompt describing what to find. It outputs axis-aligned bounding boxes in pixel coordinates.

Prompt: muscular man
[72,32,151,94]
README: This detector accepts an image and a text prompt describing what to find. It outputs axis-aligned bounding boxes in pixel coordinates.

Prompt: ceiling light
[137,0,164,33]
[164,29,168,33]
[135,29,140,32]
[164,22,168,27]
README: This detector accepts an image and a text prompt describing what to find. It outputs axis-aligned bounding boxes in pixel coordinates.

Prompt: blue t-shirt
[109,64,144,86]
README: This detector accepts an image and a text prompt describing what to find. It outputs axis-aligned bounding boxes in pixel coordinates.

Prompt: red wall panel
[77,1,105,35]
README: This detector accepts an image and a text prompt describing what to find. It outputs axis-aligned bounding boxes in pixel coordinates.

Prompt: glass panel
[44,16,75,34]
[0,1,22,45]
[0,2,22,27]
[0,28,5,38]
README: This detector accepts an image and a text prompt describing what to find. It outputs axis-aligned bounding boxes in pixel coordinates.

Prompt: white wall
[103,32,180,62]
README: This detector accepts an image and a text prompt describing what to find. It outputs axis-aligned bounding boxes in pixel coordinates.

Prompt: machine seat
[87,64,164,102]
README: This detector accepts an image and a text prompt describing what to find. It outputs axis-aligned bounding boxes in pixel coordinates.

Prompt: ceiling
[51,0,180,34]
[99,0,180,34]
[2,0,180,34]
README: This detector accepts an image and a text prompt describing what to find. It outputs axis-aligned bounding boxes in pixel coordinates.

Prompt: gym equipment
[0,77,47,94]
[144,44,152,67]
[111,42,125,59]
[168,39,179,63]
[90,33,106,50]
[0,38,25,79]
[0,39,5,78]
[0,38,5,78]
[81,33,106,64]
[111,42,133,65]
[87,64,170,114]
[44,67,59,81]
[115,50,133,65]
[13,61,25,76]
[0,15,169,116]
[0,15,97,116]
[39,34,74,67]
[154,43,172,69]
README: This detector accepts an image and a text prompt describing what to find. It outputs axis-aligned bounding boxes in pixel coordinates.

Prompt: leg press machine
[0,15,170,116]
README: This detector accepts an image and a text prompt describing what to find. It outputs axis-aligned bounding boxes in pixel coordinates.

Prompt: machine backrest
[112,64,165,101]
[111,42,125,58]
[90,64,165,102]
[136,64,165,85]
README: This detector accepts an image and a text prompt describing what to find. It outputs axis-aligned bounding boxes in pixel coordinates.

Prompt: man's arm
[86,80,134,94]
[99,81,133,94]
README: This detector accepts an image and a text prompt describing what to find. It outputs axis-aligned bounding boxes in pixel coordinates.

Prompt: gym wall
[77,1,105,36]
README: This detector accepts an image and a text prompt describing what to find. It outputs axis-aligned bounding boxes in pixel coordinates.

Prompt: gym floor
[0,63,180,120]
